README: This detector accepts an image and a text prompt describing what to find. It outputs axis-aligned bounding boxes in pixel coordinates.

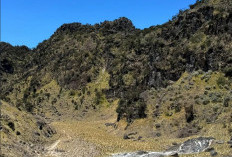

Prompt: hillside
[0,0,232,156]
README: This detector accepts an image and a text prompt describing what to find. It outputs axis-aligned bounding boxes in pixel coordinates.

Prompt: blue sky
[2,0,196,48]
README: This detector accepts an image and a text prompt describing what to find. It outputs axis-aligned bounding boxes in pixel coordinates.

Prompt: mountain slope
[0,0,232,156]
[1,0,232,122]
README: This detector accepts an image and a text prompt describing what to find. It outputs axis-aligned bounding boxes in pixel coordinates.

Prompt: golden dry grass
[46,112,232,157]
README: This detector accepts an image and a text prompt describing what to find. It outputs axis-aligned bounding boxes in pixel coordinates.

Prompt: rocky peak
[97,17,136,34]
[54,17,135,36]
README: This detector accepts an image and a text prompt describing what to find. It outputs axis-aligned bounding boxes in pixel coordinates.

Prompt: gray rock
[179,137,214,154]
[156,132,162,137]
[137,136,142,140]
[210,150,218,156]
[227,141,232,144]
[136,151,148,155]
[123,134,130,140]
[111,137,214,157]
[215,140,224,144]
[169,152,179,156]
[155,123,161,128]
[105,123,116,127]
[205,147,214,152]
[172,142,178,146]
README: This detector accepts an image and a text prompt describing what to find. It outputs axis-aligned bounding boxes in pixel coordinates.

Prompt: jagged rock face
[0,0,232,122]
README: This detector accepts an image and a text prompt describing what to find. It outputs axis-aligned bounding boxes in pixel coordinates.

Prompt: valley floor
[42,118,232,157]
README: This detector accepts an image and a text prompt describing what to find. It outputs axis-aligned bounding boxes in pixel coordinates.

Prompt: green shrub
[25,102,33,112]
[224,67,232,77]
[216,75,227,86]
[69,90,75,96]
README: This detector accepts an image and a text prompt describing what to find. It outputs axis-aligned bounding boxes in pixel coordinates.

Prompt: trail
[47,140,61,151]
[45,140,61,157]
[43,129,99,157]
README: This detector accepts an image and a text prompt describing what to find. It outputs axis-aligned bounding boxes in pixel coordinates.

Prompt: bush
[25,102,34,112]
[224,67,232,77]
[8,122,15,131]
[217,75,227,86]
[69,90,75,96]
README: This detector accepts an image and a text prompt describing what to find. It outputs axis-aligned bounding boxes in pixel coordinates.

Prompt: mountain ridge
[1,0,232,121]
[1,0,232,156]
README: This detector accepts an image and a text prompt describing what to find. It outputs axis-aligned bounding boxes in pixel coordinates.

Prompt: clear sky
[1,0,196,48]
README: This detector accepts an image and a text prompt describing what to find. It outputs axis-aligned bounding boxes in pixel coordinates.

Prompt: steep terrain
[0,0,232,156]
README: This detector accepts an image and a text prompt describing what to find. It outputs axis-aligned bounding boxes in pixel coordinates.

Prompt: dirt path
[43,129,99,157]
[45,140,61,157]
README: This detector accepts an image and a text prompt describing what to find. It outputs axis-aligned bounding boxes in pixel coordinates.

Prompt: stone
[179,137,214,154]
[123,134,130,140]
[210,150,218,156]
[215,140,224,144]
[123,132,137,140]
[155,123,161,128]
[169,152,179,157]
[128,132,137,136]
[172,142,178,146]
[105,123,115,127]
[205,147,214,152]
[136,151,148,155]
[34,132,40,136]
[156,132,162,137]
[138,136,142,140]
[227,141,232,144]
